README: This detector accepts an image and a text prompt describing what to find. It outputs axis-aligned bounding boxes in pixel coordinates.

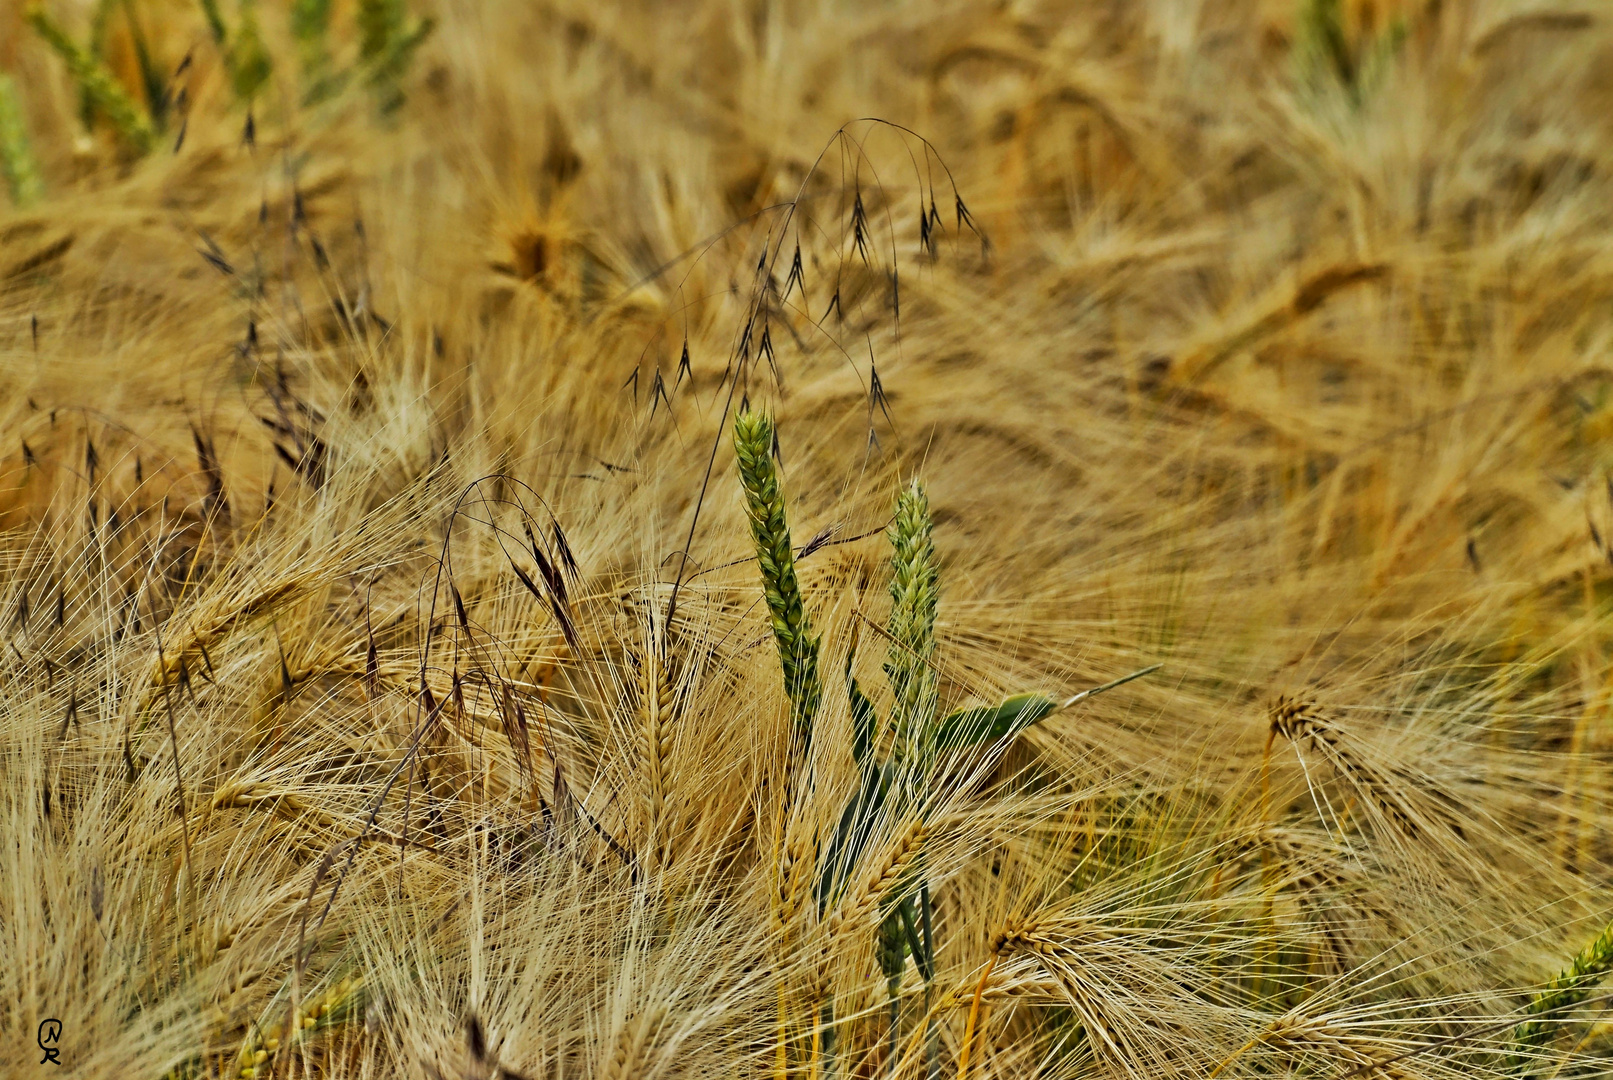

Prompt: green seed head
[735,408,821,751]
[886,480,939,772]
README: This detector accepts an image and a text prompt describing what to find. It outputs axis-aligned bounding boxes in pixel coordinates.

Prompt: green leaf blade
[932,693,1058,751]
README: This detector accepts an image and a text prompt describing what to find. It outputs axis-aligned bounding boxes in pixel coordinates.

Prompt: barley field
[3,1,1613,1077]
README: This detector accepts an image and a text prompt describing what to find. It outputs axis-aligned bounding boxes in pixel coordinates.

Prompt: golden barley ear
[599,1006,666,1080]
[734,407,822,753]
[1267,695,1423,841]
[637,640,677,860]
[26,4,156,153]
[817,817,930,993]
[1264,1013,1411,1080]
[0,75,42,208]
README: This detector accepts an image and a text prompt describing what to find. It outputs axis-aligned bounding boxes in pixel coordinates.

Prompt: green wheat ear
[197,0,228,46]
[291,0,333,56]
[1509,919,1613,1074]
[228,1,273,102]
[0,75,43,209]
[27,5,155,153]
[355,0,434,113]
[291,0,340,102]
[886,480,939,774]
[358,0,407,63]
[1294,0,1403,109]
[734,408,821,752]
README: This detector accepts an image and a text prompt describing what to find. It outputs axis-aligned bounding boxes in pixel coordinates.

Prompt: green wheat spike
[0,75,43,209]
[886,481,939,773]
[358,0,405,62]
[1509,919,1613,1073]
[734,408,821,752]
[291,0,334,99]
[291,0,332,48]
[367,8,434,114]
[195,0,227,45]
[379,16,434,82]
[81,0,118,129]
[1294,0,1403,109]
[228,0,272,101]
[26,5,155,153]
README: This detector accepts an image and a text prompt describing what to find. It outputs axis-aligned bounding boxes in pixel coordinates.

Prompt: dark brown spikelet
[465,1013,487,1062]
[191,426,229,524]
[451,583,470,635]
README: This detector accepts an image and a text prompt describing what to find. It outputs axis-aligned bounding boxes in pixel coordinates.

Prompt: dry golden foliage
[5,1,1613,1078]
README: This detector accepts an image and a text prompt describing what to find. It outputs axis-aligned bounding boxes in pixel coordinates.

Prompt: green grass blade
[358,0,405,62]
[816,765,887,915]
[291,0,332,45]
[366,14,434,114]
[931,693,1057,750]
[291,0,334,97]
[846,633,878,776]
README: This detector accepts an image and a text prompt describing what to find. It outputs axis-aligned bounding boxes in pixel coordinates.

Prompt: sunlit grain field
[4,1,1613,1077]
